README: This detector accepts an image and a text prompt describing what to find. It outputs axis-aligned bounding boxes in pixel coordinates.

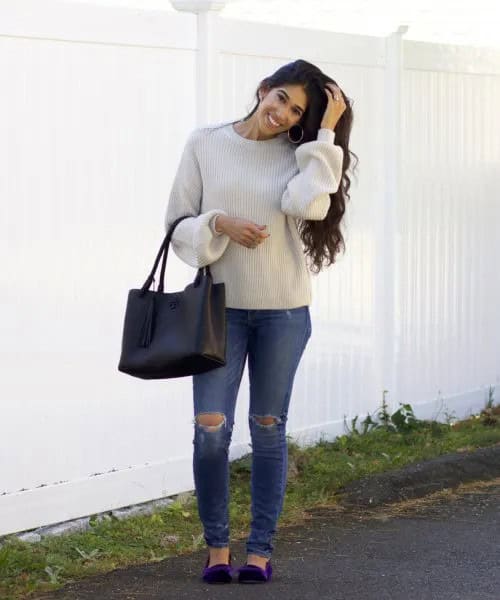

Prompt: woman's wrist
[214,214,227,234]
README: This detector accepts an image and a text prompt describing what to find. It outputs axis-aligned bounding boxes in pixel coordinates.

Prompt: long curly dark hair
[241,59,359,273]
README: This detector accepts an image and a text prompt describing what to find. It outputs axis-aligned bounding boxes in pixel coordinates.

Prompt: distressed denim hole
[250,414,282,428]
[194,413,226,432]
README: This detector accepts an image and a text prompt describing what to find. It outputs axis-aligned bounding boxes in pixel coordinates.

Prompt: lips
[266,113,282,128]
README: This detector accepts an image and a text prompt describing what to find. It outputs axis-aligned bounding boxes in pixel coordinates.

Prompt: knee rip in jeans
[195,412,226,432]
[250,414,283,428]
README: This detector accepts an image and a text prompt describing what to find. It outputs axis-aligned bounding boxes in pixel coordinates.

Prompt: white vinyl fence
[1,0,499,537]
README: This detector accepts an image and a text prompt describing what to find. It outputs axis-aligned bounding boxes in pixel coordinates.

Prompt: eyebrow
[278,89,305,114]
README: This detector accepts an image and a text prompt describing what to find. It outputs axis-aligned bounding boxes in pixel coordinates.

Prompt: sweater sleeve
[281,128,343,221]
[165,130,230,268]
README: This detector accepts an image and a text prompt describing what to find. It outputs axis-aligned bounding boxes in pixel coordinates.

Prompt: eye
[278,92,302,116]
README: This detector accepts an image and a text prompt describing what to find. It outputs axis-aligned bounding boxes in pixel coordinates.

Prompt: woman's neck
[233,116,277,141]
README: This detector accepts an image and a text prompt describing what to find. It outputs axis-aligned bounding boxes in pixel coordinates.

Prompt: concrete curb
[335,444,500,508]
[3,496,192,546]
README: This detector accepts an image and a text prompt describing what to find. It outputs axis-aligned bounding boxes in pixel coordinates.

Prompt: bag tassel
[139,295,156,348]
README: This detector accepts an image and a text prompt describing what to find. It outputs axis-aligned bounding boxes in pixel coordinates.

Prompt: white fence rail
[1,0,499,537]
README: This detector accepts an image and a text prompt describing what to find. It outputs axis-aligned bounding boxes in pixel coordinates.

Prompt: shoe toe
[202,553,233,584]
[237,561,272,583]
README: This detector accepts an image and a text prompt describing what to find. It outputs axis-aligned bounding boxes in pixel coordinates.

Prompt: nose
[273,109,284,123]
[271,104,290,126]
[276,110,289,126]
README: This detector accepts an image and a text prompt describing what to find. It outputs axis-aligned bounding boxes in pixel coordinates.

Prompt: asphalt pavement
[35,445,500,600]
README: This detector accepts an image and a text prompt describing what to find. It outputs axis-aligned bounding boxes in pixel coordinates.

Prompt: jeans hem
[205,541,230,548]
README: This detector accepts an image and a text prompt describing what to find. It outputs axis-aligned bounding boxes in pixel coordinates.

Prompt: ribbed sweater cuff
[209,212,227,236]
[317,128,336,144]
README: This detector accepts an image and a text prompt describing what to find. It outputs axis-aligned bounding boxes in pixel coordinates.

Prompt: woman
[165,59,356,584]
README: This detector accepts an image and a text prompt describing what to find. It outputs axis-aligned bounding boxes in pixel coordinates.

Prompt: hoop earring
[288,124,304,144]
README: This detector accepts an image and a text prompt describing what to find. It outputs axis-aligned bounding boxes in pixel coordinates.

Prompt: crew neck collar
[224,121,288,145]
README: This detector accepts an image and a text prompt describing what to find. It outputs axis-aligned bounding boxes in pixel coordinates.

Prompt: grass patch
[1,392,499,599]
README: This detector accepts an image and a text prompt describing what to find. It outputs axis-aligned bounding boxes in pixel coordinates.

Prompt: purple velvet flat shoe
[202,553,233,584]
[237,560,272,583]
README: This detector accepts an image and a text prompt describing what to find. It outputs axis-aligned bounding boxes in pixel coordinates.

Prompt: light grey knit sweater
[164,121,343,309]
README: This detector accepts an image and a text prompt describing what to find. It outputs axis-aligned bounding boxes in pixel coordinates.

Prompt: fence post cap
[171,0,231,13]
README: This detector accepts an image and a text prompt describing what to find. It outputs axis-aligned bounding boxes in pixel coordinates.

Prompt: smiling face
[256,84,308,138]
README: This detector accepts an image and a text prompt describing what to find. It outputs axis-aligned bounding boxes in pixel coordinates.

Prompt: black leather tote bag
[118,215,226,379]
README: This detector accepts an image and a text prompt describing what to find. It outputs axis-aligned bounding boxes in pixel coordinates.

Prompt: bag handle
[140,216,211,295]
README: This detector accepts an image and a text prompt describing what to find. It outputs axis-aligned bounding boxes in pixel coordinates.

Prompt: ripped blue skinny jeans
[192,306,312,559]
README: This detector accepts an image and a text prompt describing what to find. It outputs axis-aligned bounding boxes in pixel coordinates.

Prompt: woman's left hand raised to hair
[320,83,347,131]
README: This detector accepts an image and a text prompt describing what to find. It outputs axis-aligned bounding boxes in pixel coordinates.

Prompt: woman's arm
[165,130,230,267]
[281,129,343,221]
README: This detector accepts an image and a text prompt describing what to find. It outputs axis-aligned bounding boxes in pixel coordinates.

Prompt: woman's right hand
[214,215,270,249]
